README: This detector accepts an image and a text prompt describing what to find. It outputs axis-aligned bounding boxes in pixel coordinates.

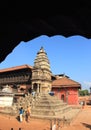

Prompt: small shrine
[0,85,14,107]
[52,75,81,105]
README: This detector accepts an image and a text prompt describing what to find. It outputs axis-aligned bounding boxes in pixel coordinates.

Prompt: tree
[79,89,89,96]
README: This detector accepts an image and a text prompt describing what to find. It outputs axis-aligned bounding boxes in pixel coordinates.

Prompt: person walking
[25,105,31,122]
[23,108,26,122]
[52,123,56,130]
[19,107,24,122]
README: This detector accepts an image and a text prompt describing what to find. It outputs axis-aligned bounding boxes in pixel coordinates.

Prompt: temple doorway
[33,83,37,92]
[61,94,65,101]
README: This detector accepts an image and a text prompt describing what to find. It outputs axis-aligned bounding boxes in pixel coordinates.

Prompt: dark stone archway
[0,1,91,63]
[33,83,38,92]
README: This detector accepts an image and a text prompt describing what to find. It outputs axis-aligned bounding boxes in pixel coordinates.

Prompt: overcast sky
[0,35,91,91]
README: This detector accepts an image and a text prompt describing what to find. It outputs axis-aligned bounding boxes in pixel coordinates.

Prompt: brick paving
[0,105,91,130]
[61,105,91,130]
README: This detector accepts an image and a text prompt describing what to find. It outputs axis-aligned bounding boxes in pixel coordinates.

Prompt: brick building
[52,75,81,105]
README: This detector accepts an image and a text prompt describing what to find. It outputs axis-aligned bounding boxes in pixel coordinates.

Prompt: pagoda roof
[52,76,81,88]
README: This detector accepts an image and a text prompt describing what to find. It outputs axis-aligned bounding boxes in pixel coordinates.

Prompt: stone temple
[31,46,52,93]
[0,46,81,122]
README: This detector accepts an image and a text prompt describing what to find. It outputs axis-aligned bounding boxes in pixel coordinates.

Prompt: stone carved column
[37,84,39,93]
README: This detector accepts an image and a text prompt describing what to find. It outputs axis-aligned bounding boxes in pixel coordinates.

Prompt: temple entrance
[33,83,37,92]
[61,94,65,101]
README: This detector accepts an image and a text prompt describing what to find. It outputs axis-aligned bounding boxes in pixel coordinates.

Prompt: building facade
[0,47,81,105]
[0,47,52,94]
[52,75,81,105]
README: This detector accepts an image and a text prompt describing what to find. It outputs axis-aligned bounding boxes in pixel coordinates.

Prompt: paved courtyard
[0,105,91,130]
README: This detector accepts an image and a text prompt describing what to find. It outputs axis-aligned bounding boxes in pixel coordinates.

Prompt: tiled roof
[0,64,33,73]
[52,76,81,88]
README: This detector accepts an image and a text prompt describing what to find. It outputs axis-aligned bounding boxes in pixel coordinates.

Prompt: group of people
[19,105,31,123]
[19,105,57,129]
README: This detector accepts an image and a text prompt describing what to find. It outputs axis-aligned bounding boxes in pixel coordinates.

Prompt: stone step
[31,93,80,121]
[30,108,81,121]
[35,100,66,105]
[35,100,64,105]
[39,97,62,101]
[37,93,60,99]
[34,103,68,109]
[35,95,64,103]
[31,105,71,116]
[38,95,59,99]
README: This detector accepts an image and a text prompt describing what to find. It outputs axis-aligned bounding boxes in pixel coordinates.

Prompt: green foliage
[79,89,89,96]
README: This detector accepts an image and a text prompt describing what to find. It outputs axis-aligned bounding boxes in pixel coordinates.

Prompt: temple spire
[34,47,50,70]
[32,46,52,93]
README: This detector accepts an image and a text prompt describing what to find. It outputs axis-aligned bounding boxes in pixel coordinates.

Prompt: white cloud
[83,81,91,87]
[81,81,91,90]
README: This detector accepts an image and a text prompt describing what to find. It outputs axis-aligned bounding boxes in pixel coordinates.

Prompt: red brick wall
[52,87,79,105]
[67,88,79,105]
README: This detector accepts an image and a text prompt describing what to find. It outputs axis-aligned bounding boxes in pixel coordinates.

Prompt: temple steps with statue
[0,91,81,124]
[30,93,81,121]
